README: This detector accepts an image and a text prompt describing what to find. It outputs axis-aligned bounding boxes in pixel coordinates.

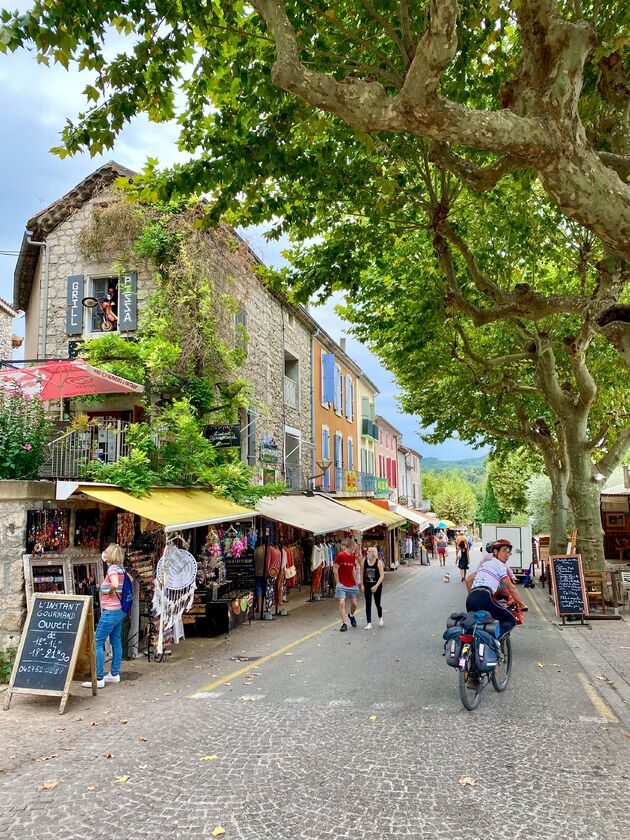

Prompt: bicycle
[455,600,526,711]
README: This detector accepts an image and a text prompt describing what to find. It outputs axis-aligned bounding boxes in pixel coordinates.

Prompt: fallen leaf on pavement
[114,775,130,783]
[90,721,98,727]
[41,780,59,790]
[119,719,128,725]
[200,755,219,762]
[211,828,225,837]
[86,786,97,791]
[74,717,83,722]
[368,715,377,721]
[33,754,58,763]
[138,736,148,742]
[103,753,115,759]
[536,663,545,669]
[163,692,172,697]
[285,653,294,656]
[55,727,65,733]
[138,764,148,770]
[239,696,256,702]
[458,777,478,787]
[64,747,76,752]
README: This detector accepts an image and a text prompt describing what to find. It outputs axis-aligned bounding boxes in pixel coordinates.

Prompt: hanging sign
[549,554,588,617]
[345,470,358,492]
[374,477,389,499]
[260,434,279,464]
[66,275,84,336]
[205,424,241,448]
[3,594,96,714]
[118,271,138,332]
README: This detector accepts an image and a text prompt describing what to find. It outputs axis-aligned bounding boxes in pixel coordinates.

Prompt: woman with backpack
[82,543,131,690]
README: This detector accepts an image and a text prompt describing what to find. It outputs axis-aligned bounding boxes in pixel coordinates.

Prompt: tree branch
[596,426,630,480]
[428,141,526,192]
[399,0,415,62]
[598,152,630,181]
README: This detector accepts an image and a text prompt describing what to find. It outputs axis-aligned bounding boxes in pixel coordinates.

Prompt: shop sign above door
[260,434,279,464]
[206,423,241,448]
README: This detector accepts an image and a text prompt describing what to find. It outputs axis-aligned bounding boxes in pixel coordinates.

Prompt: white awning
[390,504,432,531]
[255,494,382,535]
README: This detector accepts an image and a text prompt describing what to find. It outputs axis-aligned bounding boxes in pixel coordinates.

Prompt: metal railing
[361,418,379,440]
[314,466,376,494]
[284,464,308,491]
[39,419,133,479]
[284,376,299,409]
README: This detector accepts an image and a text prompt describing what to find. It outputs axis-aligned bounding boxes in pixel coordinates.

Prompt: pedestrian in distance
[436,532,447,567]
[333,538,361,632]
[455,532,470,581]
[82,543,130,690]
[362,546,385,629]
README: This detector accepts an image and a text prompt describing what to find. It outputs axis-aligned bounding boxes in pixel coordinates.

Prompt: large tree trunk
[564,427,605,570]
[549,471,570,556]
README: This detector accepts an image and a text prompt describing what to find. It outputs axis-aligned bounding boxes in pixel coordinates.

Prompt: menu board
[550,555,588,616]
[3,594,95,714]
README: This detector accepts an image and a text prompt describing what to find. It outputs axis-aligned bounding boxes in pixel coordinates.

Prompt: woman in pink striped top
[82,543,127,690]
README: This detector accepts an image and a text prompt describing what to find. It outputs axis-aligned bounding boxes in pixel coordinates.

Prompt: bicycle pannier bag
[473,628,500,672]
[443,626,463,667]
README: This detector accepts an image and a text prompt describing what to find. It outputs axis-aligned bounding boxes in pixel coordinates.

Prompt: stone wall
[29,188,314,478]
[0,310,13,360]
[0,481,56,650]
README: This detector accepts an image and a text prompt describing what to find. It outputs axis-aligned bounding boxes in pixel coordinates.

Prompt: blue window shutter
[322,353,335,403]
[322,428,330,459]
[348,439,354,471]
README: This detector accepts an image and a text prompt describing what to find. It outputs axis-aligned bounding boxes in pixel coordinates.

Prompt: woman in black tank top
[362,546,385,629]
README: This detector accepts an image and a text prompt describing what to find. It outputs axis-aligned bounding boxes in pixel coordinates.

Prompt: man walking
[334,538,361,632]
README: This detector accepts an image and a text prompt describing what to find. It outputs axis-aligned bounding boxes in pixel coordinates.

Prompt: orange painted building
[312,337,359,493]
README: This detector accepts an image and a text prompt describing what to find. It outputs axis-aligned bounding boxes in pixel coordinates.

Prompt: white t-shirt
[472,559,510,594]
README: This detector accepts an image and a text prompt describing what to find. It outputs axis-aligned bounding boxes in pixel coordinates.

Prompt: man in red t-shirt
[334,539,361,632]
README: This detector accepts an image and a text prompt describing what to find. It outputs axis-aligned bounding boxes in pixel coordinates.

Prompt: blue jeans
[95,609,125,679]
[466,589,516,638]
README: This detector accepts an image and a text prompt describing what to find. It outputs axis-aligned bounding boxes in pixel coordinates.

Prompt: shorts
[255,576,266,597]
[335,584,359,601]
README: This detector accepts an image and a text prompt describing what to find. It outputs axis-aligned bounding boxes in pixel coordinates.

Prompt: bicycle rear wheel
[458,659,483,710]
[491,634,512,692]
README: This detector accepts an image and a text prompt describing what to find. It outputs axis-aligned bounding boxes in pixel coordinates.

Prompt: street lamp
[305,458,332,496]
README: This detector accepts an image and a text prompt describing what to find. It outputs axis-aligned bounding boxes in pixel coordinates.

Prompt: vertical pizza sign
[118,272,138,332]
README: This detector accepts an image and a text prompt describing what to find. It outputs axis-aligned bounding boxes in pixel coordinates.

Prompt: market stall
[388,504,431,564]
[334,498,406,570]
[56,484,257,652]
[255,493,382,605]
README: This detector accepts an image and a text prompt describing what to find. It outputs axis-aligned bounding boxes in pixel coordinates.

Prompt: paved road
[1,559,629,840]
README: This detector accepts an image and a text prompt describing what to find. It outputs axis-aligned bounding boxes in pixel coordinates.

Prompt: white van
[480,524,533,581]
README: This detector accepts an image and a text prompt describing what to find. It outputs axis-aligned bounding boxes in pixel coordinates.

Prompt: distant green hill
[422,455,487,484]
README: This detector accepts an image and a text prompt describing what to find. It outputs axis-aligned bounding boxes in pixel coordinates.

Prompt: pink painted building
[375,415,402,499]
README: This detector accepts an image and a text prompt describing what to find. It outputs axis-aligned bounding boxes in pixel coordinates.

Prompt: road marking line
[189,569,427,696]
[188,691,225,700]
[528,591,550,623]
[577,672,619,723]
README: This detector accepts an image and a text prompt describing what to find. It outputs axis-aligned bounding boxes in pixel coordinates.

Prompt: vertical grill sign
[66,275,84,336]
[119,271,138,332]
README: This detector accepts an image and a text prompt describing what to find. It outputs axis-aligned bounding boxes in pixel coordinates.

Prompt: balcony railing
[284,375,299,409]
[361,418,379,440]
[313,466,376,495]
[39,419,133,479]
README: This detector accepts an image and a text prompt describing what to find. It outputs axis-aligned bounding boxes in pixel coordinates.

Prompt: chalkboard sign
[3,594,96,714]
[205,423,241,448]
[550,554,588,617]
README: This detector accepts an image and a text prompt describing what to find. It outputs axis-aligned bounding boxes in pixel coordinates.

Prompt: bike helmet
[490,538,513,553]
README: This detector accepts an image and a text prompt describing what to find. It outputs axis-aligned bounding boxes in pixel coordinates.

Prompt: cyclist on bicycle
[465,539,527,637]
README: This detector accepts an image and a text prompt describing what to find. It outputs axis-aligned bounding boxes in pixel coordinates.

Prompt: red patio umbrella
[0,359,144,417]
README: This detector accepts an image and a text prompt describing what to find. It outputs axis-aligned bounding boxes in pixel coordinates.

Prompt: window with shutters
[321,427,331,490]
[333,363,343,414]
[321,352,335,406]
[348,437,354,471]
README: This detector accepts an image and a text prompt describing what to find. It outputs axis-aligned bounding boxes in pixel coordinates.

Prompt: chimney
[340,337,346,352]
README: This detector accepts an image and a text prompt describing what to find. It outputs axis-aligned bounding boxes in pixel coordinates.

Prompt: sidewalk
[528,575,630,725]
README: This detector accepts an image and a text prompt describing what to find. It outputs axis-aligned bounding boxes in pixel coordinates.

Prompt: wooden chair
[583,571,606,614]
[620,571,630,611]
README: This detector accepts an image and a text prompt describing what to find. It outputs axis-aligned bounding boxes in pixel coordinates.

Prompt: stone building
[0,297,18,361]
[12,161,315,485]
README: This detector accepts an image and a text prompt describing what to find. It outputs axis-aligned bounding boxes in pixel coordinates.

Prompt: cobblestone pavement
[1,558,629,840]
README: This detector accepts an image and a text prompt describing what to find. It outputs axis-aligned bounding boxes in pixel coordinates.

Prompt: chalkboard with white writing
[550,555,588,616]
[4,594,95,714]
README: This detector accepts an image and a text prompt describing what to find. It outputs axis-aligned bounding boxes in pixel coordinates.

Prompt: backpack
[473,628,500,672]
[443,626,464,667]
[119,571,134,614]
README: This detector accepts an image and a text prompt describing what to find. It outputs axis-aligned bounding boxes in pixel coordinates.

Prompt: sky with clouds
[0,16,487,462]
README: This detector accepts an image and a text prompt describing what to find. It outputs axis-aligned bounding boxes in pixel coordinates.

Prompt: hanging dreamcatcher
[152,537,197,654]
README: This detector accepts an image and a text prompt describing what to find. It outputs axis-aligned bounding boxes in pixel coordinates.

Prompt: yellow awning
[77,486,256,532]
[335,498,405,529]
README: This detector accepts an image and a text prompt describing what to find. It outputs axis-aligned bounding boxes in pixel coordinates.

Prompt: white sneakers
[365,623,372,630]
[378,617,384,627]
[82,678,105,689]
[365,619,384,629]
[81,673,119,689]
